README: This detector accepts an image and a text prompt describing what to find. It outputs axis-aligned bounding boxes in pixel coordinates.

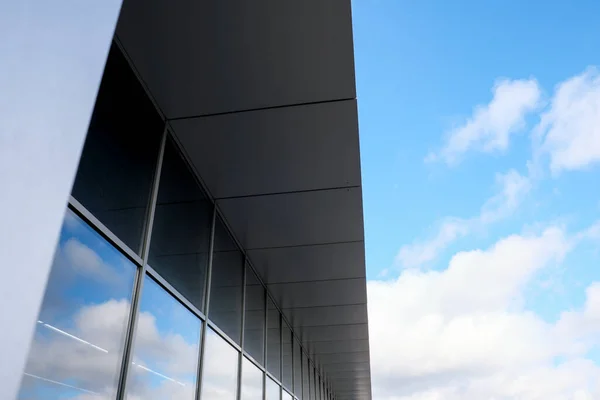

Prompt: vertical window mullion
[115,125,167,400]
[195,204,217,400]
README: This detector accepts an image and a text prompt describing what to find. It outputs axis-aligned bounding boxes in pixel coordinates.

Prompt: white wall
[0,1,122,398]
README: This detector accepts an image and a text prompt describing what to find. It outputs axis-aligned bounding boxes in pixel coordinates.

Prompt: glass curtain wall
[16,42,334,400]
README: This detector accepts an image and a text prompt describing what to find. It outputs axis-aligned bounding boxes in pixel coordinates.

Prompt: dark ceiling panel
[331,378,372,387]
[324,362,371,372]
[302,324,369,342]
[115,0,356,118]
[327,371,371,380]
[170,100,360,198]
[248,241,365,284]
[318,352,371,365]
[308,339,370,355]
[217,188,364,249]
[284,304,368,328]
[268,279,366,310]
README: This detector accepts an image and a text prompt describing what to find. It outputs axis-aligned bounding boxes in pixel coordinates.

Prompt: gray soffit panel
[322,362,371,373]
[248,242,365,284]
[170,100,361,199]
[267,279,366,310]
[309,340,371,356]
[283,304,368,328]
[216,188,364,250]
[115,0,356,119]
[317,352,371,365]
[301,324,369,343]
[332,380,371,390]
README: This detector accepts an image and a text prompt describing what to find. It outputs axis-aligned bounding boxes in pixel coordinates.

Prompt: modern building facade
[14,1,370,400]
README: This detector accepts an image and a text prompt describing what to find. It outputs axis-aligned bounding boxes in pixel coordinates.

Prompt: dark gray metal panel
[308,340,370,355]
[334,384,372,391]
[334,385,371,391]
[302,324,368,342]
[248,242,365,284]
[327,371,371,379]
[332,380,371,389]
[170,101,361,198]
[333,381,371,389]
[115,0,356,119]
[284,304,368,328]
[217,188,364,249]
[268,279,366,310]
[323,363,370,373]
[316,352,371,365]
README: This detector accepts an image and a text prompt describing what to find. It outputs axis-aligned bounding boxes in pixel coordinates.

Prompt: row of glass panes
[17,41,335,399]
[19,204,333,400]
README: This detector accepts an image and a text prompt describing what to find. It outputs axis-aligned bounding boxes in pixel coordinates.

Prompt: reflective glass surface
[244,266,265,364]
[314,378,318,400]
[18,208,136,399]
[318,377,322,400]
[71,43,163,254]
[308,365,314,400]
[266,376,281,400]
[313,369,318,400]
[282,322,293,390]
[126,275,201,399]
[201,328,239,400]
[266,298,281,380]
[302,352,310,400]
[284,389,294,400]
[293,340,302,397]
[148,135,212,310]
[209,216,244,343]
[241,356,263,400]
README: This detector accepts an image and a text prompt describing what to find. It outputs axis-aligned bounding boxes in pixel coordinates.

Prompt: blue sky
[355,0,600,280]
[354,1,600,398]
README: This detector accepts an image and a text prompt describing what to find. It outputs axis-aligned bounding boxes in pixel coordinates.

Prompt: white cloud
[370,225,600,400]
[537,67,600,173]
[62,238,122,284]
[396,218,469,269]
[396,169,530,268]
[427,78,541,165]
[21,298,205,400]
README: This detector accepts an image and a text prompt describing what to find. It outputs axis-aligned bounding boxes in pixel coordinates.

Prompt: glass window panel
[266,377,280,400]
[293,340,302,397]
[308,364,317,400]
[201,328,239,400]
[302,353,309,400]
[244,266,265,364]
[284,389,293,400]
[314,371,319,400]
[126,275,201,400]
[282,322,293,390]
[148,135,212,310]
[319,377,323,400]
[241,356,263,400]
[209,216,244,343]
[71,43,163,254]
[266,298,281,380]
[18,208,136,399]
